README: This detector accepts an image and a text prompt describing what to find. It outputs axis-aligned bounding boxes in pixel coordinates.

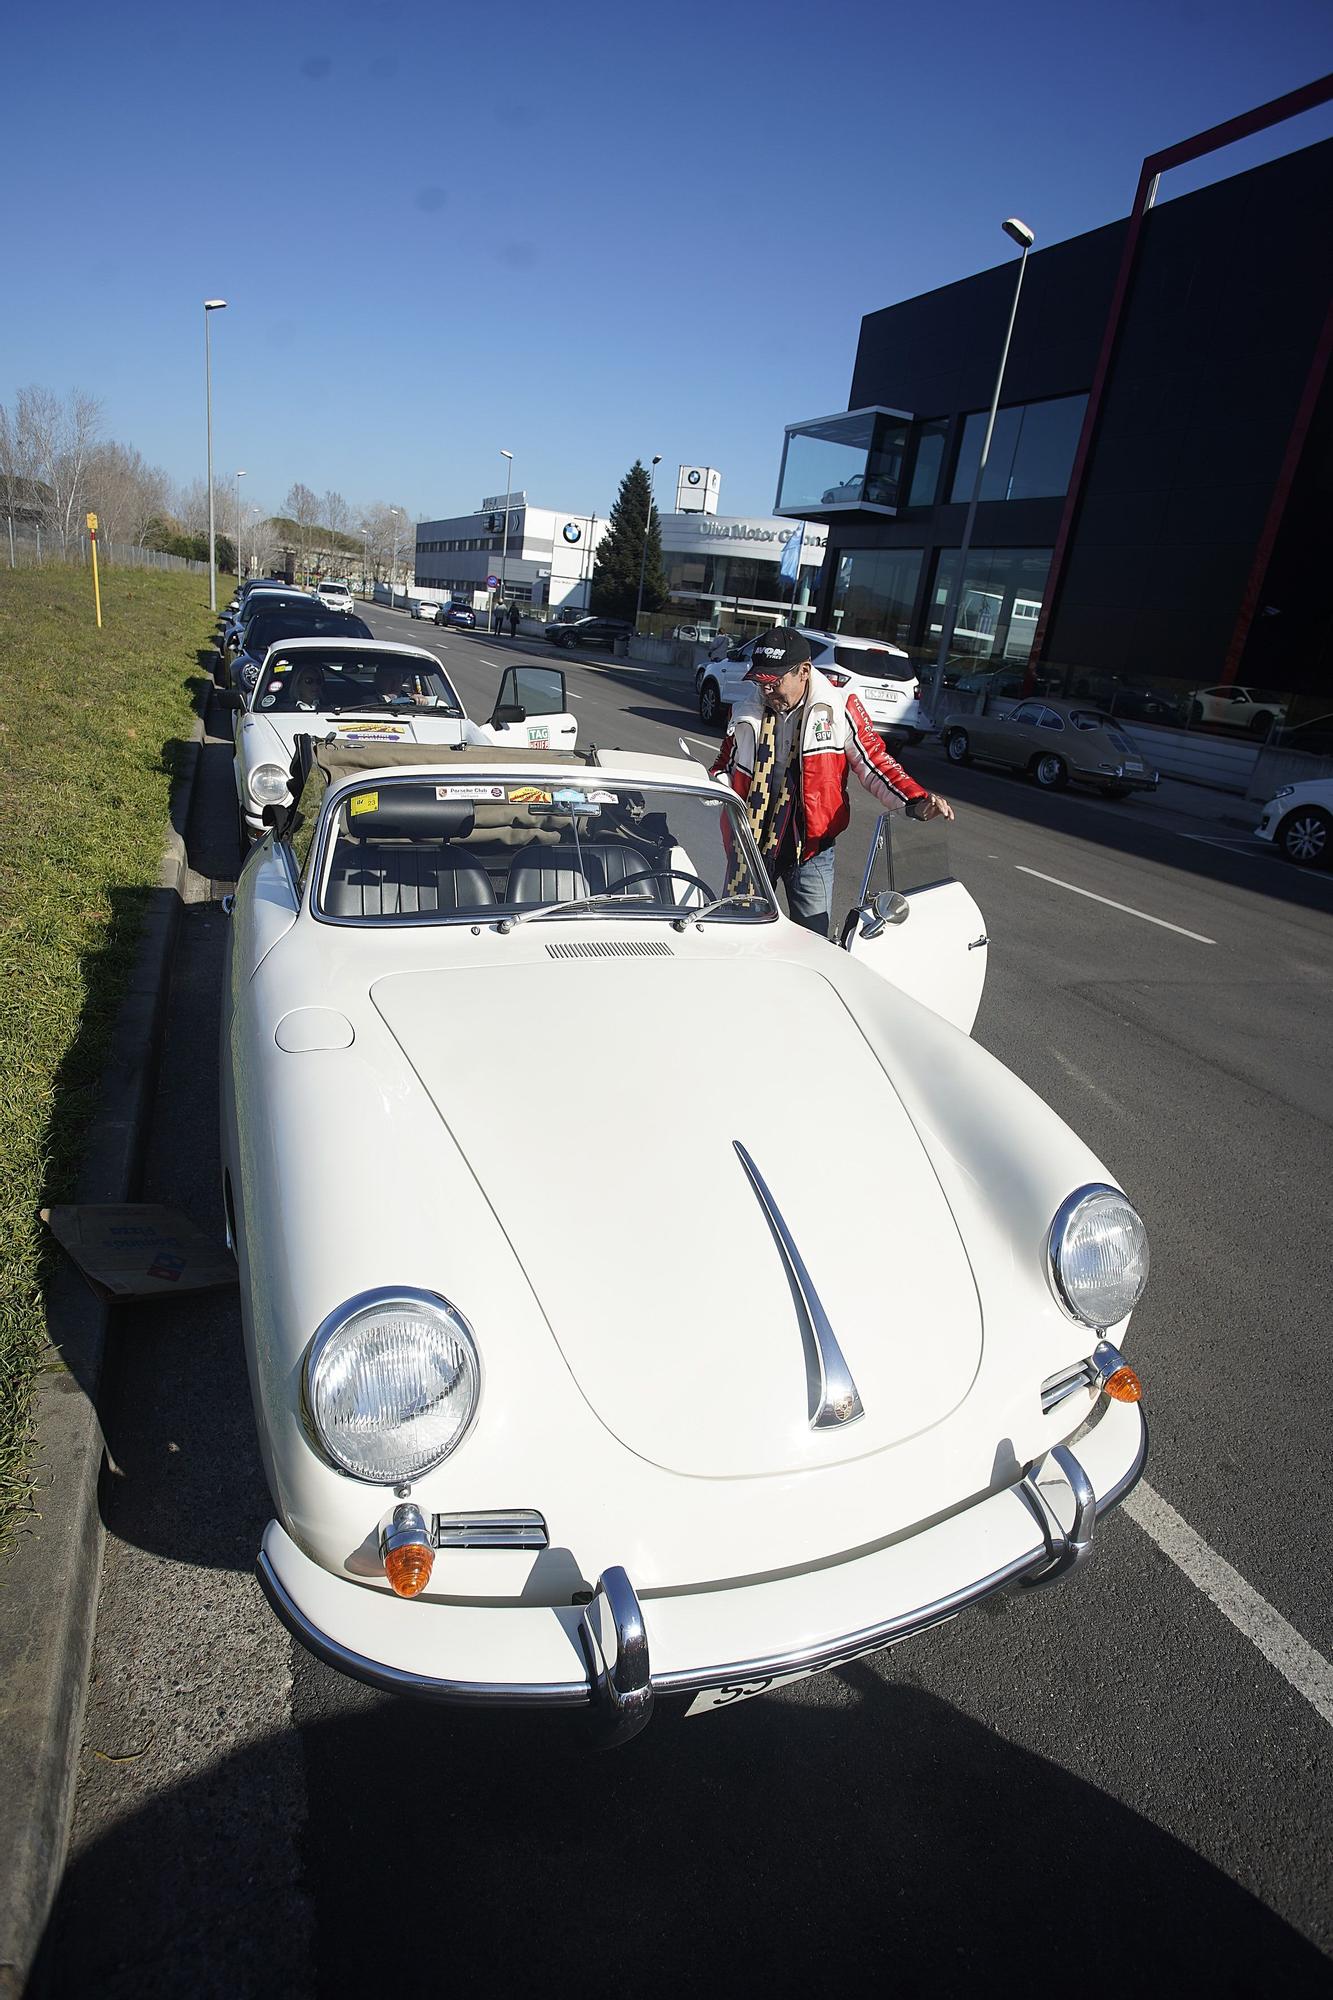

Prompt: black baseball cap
[744,626,812,683]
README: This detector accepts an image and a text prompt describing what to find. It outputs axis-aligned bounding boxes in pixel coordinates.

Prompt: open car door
[484,665,579,751]
[841,814,988,1035]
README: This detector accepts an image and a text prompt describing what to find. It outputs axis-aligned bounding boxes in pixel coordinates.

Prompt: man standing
[711,626,954,937]
[508,600,521,639]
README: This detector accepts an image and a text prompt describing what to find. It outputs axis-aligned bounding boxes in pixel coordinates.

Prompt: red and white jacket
[710,668,930,860]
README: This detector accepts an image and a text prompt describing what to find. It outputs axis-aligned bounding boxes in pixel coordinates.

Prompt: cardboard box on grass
[41,1204,237,1303]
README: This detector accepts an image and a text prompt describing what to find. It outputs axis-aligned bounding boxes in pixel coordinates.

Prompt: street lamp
[497,449,514,634]
[925,218,1034,720]
[634,453,662,632]
[203,299,227,612]
[389,507,402,607]
[234,470,245,580]
[361,524,371,599]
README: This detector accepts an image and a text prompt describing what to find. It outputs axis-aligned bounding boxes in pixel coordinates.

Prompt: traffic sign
[486,574,500,589]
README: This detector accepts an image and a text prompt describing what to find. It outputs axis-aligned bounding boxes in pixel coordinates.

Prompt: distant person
[508,601,521,639]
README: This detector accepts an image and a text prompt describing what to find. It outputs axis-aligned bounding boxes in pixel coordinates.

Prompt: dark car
[435,602,476,630]
[229,608,375,693]
[545,616,633,650]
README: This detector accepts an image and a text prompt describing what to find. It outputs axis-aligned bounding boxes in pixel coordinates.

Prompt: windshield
[255,650,462,713]
[243,611,373,653]
[314,776,777,926]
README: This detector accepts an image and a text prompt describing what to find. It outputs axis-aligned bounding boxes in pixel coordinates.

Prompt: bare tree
[2,386,103,547]
[359,502,415,587]
[282,482,321,570]
[85,441,171,549]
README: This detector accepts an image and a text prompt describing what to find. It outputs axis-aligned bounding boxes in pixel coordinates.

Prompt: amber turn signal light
[380,1502,435,1598]
[1103,1365,1142,1403]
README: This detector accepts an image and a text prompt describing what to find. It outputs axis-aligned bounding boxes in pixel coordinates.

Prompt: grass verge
[0,564,216,1551]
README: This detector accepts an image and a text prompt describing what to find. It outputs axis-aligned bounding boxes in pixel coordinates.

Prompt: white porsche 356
[228,636,577,846]
[221,740,1149,1743]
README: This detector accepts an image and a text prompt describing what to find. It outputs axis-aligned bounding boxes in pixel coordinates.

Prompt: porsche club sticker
[507,786,552,806]
[436,784,507,802]
[349,791,379,816]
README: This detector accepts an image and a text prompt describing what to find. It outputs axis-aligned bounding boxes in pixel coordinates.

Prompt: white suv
[696,628,924,741]
[316,581,354,614]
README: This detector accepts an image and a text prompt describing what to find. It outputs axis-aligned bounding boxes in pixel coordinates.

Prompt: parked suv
[695,628,924,742]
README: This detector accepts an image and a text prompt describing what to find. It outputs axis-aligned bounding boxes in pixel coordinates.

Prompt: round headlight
[1048,1184,1149,1329]
[305,1288,480,1483]
[249,762,289,806]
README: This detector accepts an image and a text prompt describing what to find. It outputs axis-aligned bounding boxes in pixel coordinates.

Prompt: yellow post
[86,511,102,629]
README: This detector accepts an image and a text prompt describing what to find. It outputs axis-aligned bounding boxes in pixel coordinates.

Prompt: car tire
[698,678,725,726]
[1032,753,1068,790]
[1248,710,1276,737]
[1099,783,1132,799]
[1277,805,1332,867]
[944,728,971,765]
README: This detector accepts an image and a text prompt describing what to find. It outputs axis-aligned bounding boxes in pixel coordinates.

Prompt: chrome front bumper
[257,1401,1146,1747]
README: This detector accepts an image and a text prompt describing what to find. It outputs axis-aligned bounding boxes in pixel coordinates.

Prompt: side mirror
[491,702,526,726]
[858,890,910,941]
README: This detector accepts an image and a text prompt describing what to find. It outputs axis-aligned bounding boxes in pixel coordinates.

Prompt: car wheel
[698,677,723,726]
[1099,783,1132,799]
[1032,753,1068,790]
[1248,710,1276,737]
[1278,805,1332,867]
[944,728,971,765]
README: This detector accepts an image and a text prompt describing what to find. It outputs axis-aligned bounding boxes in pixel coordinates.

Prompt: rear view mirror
[491,703,526,726]
[859,890,910,941]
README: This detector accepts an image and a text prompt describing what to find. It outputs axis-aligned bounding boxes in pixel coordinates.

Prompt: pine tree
[590,460,668,623]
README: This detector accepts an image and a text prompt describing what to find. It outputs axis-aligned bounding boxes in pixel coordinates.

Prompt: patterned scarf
[737,703,799,886]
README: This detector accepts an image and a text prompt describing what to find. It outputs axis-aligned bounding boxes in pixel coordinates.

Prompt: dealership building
[413,495,608,612]
[774,82,1333,719]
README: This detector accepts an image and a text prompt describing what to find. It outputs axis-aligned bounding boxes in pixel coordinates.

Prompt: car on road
[1253,776,1333,867]
[410,597,446,620]
[1188,685,1288,736]
[696,628,925,743]
[316,581,355,614]
[225,604,375,694]
[545,615,634,650]
[229,643,577,846]
[435,602,476,630]
[217,591,322,685]
[940,699,1159,797]
[223,742,1149,1741]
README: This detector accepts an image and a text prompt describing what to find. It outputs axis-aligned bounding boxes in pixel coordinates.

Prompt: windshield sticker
[272,662,291,674]
[436,783,507,802]
[507,785,552,805]
[587,789,617,804]
[260,694,276,708]
[349,791,379,817]
[334,722,406,742]
[526,725,551,747]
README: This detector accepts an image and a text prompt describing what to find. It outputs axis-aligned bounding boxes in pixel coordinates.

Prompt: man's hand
[910,792,955,822]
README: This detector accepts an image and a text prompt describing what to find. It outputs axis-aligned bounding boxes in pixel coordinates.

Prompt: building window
[949,395,1087,504]
[927,547,1052,665]
[906,419,948,509]
[830,548,924,644]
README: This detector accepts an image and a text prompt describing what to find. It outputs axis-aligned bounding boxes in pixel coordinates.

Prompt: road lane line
[1015,866,1216,944]
[1124,1481,1333,1730]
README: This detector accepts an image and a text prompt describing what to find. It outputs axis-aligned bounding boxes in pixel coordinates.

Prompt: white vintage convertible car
[229,637,577,845]
[221,741,1149,1743]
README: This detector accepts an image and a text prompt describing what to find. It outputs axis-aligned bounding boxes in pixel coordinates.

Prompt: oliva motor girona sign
[663,514,827,563]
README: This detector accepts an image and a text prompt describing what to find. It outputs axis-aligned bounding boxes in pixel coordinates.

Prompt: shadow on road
[41,1667,1332,1997]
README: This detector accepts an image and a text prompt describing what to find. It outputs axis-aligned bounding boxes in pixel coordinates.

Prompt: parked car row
[695,628,928,744]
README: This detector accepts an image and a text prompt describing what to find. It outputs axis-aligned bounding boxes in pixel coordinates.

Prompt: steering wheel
[605,867,715,900]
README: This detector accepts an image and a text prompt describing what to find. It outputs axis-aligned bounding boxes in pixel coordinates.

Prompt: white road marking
[568,691,583,699]
[682,733,715,749]
[475,657,499,668]
[1015,866,1216,944]
[1124,1481,1333,1730]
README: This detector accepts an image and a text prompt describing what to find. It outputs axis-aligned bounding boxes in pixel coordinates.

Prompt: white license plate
[684,1613,957,1716]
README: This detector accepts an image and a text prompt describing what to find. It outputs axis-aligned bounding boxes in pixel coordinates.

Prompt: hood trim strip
[733,1140,865,1431]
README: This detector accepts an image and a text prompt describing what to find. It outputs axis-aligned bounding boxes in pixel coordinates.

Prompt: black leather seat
[506,845,656,906]
[326,845,496,918]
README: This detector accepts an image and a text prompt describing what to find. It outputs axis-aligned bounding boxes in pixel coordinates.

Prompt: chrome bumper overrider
[257,1405,1147,1747]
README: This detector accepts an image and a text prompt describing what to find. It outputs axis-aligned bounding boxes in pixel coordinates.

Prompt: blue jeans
[780,846,836,937]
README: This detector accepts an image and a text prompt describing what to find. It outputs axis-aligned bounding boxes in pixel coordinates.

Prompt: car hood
[241,709,475,770]
[370,955,983,1478]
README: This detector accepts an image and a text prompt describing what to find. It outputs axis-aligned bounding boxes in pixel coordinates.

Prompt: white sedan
[1254,776,1333,867]
[222,743,1149,1743]
[697,629,925,741]
[230,638,577,845]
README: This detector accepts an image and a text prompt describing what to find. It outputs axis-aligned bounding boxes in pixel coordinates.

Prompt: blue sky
[4,0,1330,526]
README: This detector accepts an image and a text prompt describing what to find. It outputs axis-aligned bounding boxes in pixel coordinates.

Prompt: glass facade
[949,395,1087,504]
[927,547,1053,668]
[905,419,948,509]
[777,407,912,515]
[830,548,924,644]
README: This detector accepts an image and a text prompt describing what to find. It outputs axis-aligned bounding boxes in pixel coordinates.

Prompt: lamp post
[203,299,227,612]
[497,449,513,634]
[389,507,402,608]
[634,454,662,633]
[362,524,371,598]
[233,470,245,580]
[925,218,1034,721]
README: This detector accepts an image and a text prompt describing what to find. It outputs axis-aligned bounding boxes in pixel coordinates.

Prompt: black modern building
[776,81,1333,722]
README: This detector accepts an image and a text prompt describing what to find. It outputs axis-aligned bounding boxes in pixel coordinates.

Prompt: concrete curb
[0,709,208,2000]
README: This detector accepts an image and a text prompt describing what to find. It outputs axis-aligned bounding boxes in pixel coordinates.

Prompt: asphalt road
[44,610,1333,1995]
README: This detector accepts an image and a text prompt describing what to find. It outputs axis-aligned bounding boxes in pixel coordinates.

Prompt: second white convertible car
[230,638,577,845]
[223,741,1149,1743]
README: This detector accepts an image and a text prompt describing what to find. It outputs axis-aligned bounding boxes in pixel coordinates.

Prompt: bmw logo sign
[688,469,701,485]
[562,522,581,544]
